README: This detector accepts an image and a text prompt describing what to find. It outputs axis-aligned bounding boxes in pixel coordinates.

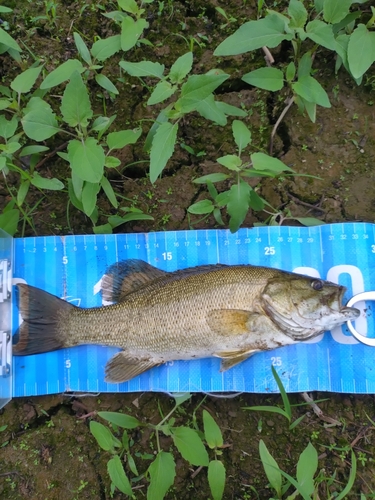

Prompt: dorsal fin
[101,259,167,303]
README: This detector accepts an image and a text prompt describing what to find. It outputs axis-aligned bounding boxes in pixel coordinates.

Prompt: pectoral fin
[105,351,160,383]
[214,349,260,372]
[207,309,253,336]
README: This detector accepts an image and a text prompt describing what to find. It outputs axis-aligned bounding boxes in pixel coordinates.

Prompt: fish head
[261,275,360,340]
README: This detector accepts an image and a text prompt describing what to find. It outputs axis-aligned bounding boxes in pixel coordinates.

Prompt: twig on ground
[269,96,295,155]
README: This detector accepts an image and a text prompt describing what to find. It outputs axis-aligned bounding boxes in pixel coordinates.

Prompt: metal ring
[346,291,375,347]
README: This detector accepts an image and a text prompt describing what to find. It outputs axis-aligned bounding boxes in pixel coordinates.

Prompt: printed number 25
[271,357,282,366]
[265,247,275,255]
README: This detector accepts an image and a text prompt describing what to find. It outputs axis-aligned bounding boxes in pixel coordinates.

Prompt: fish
[12,259,360,383]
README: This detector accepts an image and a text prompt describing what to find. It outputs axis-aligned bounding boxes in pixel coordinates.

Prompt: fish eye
[311,279,324,291]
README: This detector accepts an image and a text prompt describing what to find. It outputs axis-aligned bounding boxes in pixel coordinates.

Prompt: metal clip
[0,330,11,377]
[346,291,375,346]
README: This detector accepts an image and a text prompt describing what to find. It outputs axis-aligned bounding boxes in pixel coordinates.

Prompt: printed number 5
[265,247,275,255]
[271,356,282,366]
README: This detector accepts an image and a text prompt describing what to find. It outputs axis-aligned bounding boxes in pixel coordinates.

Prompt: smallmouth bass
[13,260,360,383]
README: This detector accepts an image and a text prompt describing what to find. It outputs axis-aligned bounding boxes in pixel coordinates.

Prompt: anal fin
[214,349,259,372]
[105,351,160,383]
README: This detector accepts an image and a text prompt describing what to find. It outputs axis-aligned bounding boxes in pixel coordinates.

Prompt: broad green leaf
[82,181,100,216]
[242,67,284,91]
[108,212,153,227]
[297,51,312,79]
[294,217,324,226]
[208,461,226,500]
[168,52,193,83]
[232,120,251,154]
[251,152,294,172]
[91,35,121,61]
[107,127,142,150]
[332,11,361,35]
[305,20,336,51]
[90,421,121,451]
[68,138,105,183]
[11,66,42,94]
[31,173,64,191]
[105,156,121,168]
[314,0,324,12]
[93,223,113,234]
[40,59,84,89]
[121,16,148,51]
[0,99,11,110]
[193,173,229,184]
[172,393,192,406]
[147,452,176,500]
[216,101,247,117]
[217,154,242,171]
[177,73,229,113]
[259,440,282,497]
[61,71,93,127]
[0,115,17,139]
[22,99,60,140]
[147,80,176,105]
[68,178,84,210]
[0,27,21,52]
[95,73,119,94]
[73,32,92,65]
[101,176,118,208]
[348,24,375,79]
[0,209,19,235]
[71,170,83,200]
[172,427,209,466]
[0,7,12,13]
[195,94,227,125]
[119,60,165,78]
[17,180,30,207]
[286,61,296,81]
[227,180,251,233]
[292,75,331,107]
[1,142,20,154]
[296,443,318,496]
[149,121,178,183]
[249,189,265,211]
[144,105,172,152]
[98,411,141,429]
[187,199,214,215]
[288,0,308,28]
[107,455,133,496]
[20,145,49,157]
[303,98,317,122]
[118,0,138,14]
[323,0,351,24]
[203,410,223,449]
[214,14,291,56]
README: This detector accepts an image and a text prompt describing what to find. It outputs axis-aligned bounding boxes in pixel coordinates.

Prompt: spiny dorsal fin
[101,259,167,303]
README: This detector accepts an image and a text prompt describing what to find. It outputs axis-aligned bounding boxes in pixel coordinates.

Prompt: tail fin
[13,284,74,356]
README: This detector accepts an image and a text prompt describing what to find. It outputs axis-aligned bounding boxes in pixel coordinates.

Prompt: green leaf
[177,74,229,113]
[0,26,21,52]
[40,59,84,89]
[0,99,11,110]
[61,71,93,127]
[227,180,251,233]
[17,180,30,206]
[214,14,291,56]
[335,451,356,500]
[0,209,19,235]
[20,145,49,157]
[82,181,100,216]
[323,0,351,24]
[297,51,312,79]
[193,173,229,184]
[348,24,375,79]
[0,115,17,139]
[242,67,284,91]
[90,421,121,451]
[68,138,105,183]
[101,176,118,208]
[203,410,223,449]
[107,127,142,150]
[1,142,20,154]
[95,73,119,94]
[187,199,214,215]
[31,173,64,191]
[217,154,242,171]
[107,455,133,496]
[294,216,324,226]
[232,120,251,155]
[251,152,294,173]
[71,171,83,200]
[108,212,153,227]
[296,443,318,496]
[118,0,138,14]
[0,7,12,13]
[73,32,92,65]
[121,16,148,51]
[292,75,331,107]
[195,94,227,125]
[105,156,121,168]
[168,52,193,83]
[259,440,282,497]
[22,98,60,141]
[208,461,226,500]
[288,0,308,28]
[305,20,336,51]
[11,66,42,94]
[98,411,141,429]
[119,60,165,78]
[172,427,209,466]
[286,61,296,81]
[242,405,289,419]
[147,452,176,500]
[147,80,176,105]
[149,121,178,183]
[249,189,265,211]
[91,35,121,61]
[216,101,247,117]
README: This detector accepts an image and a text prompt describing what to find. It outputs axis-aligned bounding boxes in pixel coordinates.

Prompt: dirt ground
[1,0,375,498]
